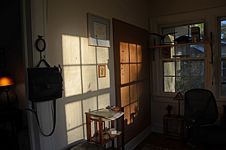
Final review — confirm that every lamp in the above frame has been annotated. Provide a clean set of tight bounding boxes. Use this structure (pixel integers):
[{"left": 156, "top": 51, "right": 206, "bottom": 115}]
[
  {"left": 173, "top": 91, "right": 184, "bottom": 117},
  {"left": 0, "top": 76, "right": 15, "bottom": 107},
  {"left": 0, "top": 76, "right": 14, "bottom": 87}
]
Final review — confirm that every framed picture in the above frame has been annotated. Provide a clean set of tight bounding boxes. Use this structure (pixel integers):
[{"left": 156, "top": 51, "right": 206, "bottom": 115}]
[
  {"left": 87, "top": 13, "right": 110, "bottom": 47},
  {"left": 98, "top": 64, "right": 106, "bottom": 78}
]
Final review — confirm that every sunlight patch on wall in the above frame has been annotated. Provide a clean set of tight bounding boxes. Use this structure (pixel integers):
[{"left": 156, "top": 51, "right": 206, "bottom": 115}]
[
  {"left": 63, "top": 66, "right": 82, "bottom": 97},
  {"left": 98, "top": 93, "right": 110, "bottom": 109},
  {"left": 97, "top": 47, "right": 109, "bottom": 64},
  {"left": 65, "top": 101, "right": 82, "bottom": 130},
  {"left": 62, "top": 34, "right": 112, "bottom": 144},
  {"left": 82, "top": 97, "right": 97, "bottom": 123},
  {"left": 62, "top": 35, "right": 80, "bottom": 65},
  {"left": 67, "top": 126, "right": 83, "bottom": 144},
  {"left": 98, "top": 66, "right": 110, "bottom": 89},
  {"left": 82, "top": 66, "right": 97, "bottom": 93},
  {"left": 81, "top": 37, "right": 96, "bottom": 64}
]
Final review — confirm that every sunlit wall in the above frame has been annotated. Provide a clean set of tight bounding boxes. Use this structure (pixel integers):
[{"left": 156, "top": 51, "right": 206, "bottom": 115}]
[{"left": 62, "top": 35, "right": 111, "bottom": 144}]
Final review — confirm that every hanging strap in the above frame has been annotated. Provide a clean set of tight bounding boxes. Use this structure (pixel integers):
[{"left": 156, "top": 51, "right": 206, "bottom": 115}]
[{"left": 36, "top": 59, "right": 50, "bottom": 68}]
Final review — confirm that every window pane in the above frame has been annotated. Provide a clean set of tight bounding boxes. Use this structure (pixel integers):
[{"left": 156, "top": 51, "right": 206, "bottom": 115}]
[
  {"left": 164, "top": 77, "right": 175, "bottom": 92},
  {"left": 220, "top": 20, "right": 226, "bottom": 96},
  {"left": 176, "top": 61, "right": 190, "bottom": 76},
  {"left": 138, "top": 64, "right": 145, "bottom": 80},
  {"left": 175, "top": 25, "right": 189, "bottom": 38},
  {"left": 175, "top": 45, "right": 187, "bottom": 56},
  {"left": 191, "top": 61, "right": 204, "bottom": 76},
  {"left": 120, "top": 42, "right": 129, "bottom": 63},
  {"left": 121, "top": 64, "right": 129, "bottom": 84},
  {"left": 130, "top": 84, "right": 137, "bottom": 103},
  {"left": 130, "top": 44, "right": 137, "bottom": 63},
  {"left": 137, "top": 45, "right": 142, "bottom": 62},
  {"left": 164, "top": 62, "right": 175, "bottom": 76},
  {"left": 121, "top": 86, "right": 129, "bottom": 107},
  {"left": 190, "top": 23, "right": 205, "bottom": 40},
  {"left": 190, "top": 76, "right": 204, "bottom": 89},
  {"left": 130, "top": 64, "right": 137, "bottom": 82},
  {"left": 190, "top": 44, "right": 205, "bottom": 58}
]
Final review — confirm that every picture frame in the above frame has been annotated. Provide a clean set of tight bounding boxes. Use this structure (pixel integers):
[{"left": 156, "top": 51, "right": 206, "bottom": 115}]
[
  {"left": 87, "top": 13, "right": 110, "bottom": 47},
  {"left": 98, "top": 64, "right": 106, "bottom": 78}
]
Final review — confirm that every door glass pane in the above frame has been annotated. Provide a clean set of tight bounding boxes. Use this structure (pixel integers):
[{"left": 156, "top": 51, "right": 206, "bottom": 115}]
[
  {"left": 137, "top": 45, "right": 142, "bottom": 62},
  {"left": 120, "top": 42, "right": 129, "bottom": 63},
  {"left": 121, "top": 86, "right": 129, "bottom": 107},
  {"left": 130, "top": 84, "right": 137, "bottom": 103},
  {"left": 138, "top": 64, "right": 145, "bottom": 80},
  {"left": 129, "top": 44, "right": 137, "bottom": 63},
  {"left": 130, "top": 64, "right": 137, "bottom": 82},
  {"left": 121, "top": 64, "right": 129, "bottom": 84}
]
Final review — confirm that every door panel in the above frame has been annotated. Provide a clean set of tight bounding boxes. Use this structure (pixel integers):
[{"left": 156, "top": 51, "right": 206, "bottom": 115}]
[{"left": 113, "top": 19, "right": 151, "bottom": 143}]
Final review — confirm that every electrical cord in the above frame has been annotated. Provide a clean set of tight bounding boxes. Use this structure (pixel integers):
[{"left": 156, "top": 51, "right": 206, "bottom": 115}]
[{"left": 26, "top": 99, "right": 57, "bottom": 136}]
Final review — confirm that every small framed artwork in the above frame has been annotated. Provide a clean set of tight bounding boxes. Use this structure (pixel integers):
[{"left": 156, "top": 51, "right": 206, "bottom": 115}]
[
  {"left": 98, "top": 64, "right": 106, "bottom": 78},
  {"left": 87, "top": 13, "right": 110, "bottom": 47}
]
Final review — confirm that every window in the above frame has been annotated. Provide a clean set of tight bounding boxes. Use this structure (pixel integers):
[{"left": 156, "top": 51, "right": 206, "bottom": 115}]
[
  {"left": 219, "top": 18, "right": 226, "bottom": 96},
  {"left": 161, "top": 23, "right": 205, "bottom": 93}
]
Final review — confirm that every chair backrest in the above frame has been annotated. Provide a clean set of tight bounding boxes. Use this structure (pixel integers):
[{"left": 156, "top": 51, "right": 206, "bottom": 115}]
[{"left": 184, "top": 88, "right": 218, "bottom": 125}]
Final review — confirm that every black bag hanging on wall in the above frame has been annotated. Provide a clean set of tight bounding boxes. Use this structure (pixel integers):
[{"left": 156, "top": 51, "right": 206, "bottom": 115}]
[
  {"left": 27, "top": 66, "right": 63, "bottom": 102},
  {"left": 27, "top": 36, "right": 63, "bottom": 102}
]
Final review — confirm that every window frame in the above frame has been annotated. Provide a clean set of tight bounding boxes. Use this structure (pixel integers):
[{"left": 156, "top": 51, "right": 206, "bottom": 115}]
[
  {"left": 217, "top": 16, "right": 226, "bottom": 98},
  {"left": 154, "top": 21, "right": 210, "bottom": 96}
]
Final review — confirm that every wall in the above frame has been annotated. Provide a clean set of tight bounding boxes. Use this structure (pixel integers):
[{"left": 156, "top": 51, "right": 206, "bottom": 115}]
[
  {"left": 149, "top": 1, "right": 226, "bottom": 133},
  {"left": 29, "top": 0, "right": 149, "bottom": 150}
]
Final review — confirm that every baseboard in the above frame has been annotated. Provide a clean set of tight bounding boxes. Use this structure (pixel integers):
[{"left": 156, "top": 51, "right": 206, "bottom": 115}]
[{"left": 124, "top": 125, "right": 152, "bottom": 150}]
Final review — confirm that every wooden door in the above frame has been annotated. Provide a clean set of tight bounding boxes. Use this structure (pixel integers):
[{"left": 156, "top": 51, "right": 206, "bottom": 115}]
[{"left": 113, "top": 19, "right": 151, "bottom": 144}]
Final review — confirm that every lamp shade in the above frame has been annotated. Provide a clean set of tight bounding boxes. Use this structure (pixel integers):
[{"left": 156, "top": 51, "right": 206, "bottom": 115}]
[{"left": 0, "top": 76, "right": 14, "bottom": 87}]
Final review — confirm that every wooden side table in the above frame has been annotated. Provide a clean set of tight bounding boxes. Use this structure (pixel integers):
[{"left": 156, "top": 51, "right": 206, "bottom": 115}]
[
  {"left": 86, "top": 108, "right": 124, "bottom": 149},
  {"left": 163, "top": 114, "right": 184, "bottom": 139}
]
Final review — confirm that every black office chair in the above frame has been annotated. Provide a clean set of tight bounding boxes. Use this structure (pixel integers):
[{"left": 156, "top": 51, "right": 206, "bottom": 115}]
[{"left": 184, "top": 88, "right": 226, "bottom": 148}]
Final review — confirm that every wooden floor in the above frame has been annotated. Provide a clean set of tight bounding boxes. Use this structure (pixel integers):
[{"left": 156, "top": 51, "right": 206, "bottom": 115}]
[{"left": 134, "top": 132, "right": 226, "bottom": 150}]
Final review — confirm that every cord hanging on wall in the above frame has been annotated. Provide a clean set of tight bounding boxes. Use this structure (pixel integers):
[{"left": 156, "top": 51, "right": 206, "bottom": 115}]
[{"left": 26, "top": 35, "right": 63, "bottom": 136}]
